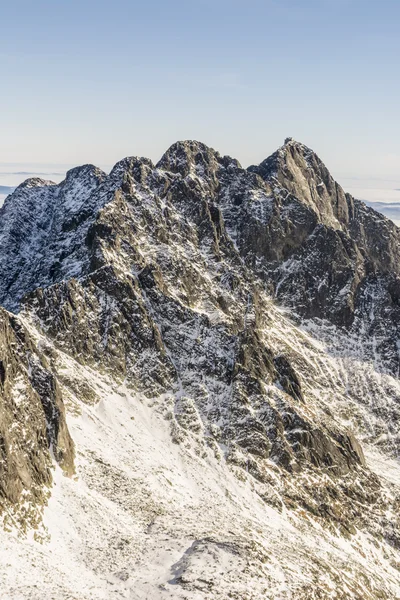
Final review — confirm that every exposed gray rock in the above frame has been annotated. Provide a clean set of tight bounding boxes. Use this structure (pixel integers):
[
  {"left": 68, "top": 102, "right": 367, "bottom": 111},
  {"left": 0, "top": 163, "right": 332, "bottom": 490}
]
[
  {"left": 248, "top": 139, "right": 400, "bottom": 373},
  {"left": 0, "top": 307, "right": 74, "bottom": 532},
  {"left": 1, "top": 138, "right": 400, "bottom": 597}
]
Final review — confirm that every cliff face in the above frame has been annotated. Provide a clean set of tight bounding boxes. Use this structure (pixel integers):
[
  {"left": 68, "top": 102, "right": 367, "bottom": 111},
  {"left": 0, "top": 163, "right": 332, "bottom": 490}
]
[
  {"left": 0, "top": 307, "right": 74, "bottom": 533},
  {"left": 248, "top": 139, "right": 400, "bottom": 369},
  {"left": 1, "top": 139, "right": 400, "bottom": 598}
]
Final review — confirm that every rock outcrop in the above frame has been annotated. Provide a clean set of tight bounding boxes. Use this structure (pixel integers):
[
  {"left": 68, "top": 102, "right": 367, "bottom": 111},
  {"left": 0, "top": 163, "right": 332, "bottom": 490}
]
[{"left": 0, "top": 307, "right": 74, "bottom": 532}]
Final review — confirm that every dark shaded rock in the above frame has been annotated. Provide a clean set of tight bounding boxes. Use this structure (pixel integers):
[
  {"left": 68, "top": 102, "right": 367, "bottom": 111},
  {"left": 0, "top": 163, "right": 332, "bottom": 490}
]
[
  {"left": 0, "top": 308, "right": 74, "bottom": 529},
  {"left": 274, "top": 355, "right": 303, "bottom": 403},
  {"left": 0, "top": 164, "right": 107, "bottom": 312}
]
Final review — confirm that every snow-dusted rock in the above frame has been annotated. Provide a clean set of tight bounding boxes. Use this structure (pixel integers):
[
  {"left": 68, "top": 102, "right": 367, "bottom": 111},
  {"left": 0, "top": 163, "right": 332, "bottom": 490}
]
[
  {"left": 0, "top": 307, "right": 74, "bottom": 533},
  {"left": 0, "top": 165, "right": 107, "bottom": 312},
  {"left": 1, "top": 139, "right": 400, "bottom": 598}
]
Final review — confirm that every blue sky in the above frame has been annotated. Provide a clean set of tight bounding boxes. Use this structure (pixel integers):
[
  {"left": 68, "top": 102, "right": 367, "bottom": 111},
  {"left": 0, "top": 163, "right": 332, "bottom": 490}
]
[{"left": 1, "top": 0, "right": 400, "bottom": 182}]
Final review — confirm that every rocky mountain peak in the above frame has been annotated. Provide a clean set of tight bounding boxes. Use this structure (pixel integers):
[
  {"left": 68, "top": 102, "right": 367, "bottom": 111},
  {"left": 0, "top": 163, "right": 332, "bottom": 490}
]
[
  {"left": 0, "top": 161, "right": 109, "bottom": 312},
  {"left": 2, "top": 139, "right": 400, "bottom": 597},
  {"left": 64, "top": 163, "right": 106, "bottom": 183},
  {"left": 156, "top": 140, "right": 241, "bottom": 180},
  {"left": 18, "top": 177, "right": 56, "bottom": 188},
  {"left": 13, "top": 177, "right": 56, "bottom": 192},
  {"left": 249, "top": 138, "right": 350, "bottom": 227},
  {"left": 109, "top": 156, "right": 155, "bottom": 187}
]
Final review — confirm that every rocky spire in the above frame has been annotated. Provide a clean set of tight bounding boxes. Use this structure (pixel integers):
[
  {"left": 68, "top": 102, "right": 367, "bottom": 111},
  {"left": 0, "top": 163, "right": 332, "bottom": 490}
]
[{"left": 249, "top": 138, "right": 350, "bottom": 227}]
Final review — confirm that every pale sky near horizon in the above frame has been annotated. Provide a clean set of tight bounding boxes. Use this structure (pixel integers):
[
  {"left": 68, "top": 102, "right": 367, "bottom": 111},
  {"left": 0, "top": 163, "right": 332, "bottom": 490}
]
[{"left": 1, "top": 0, "right": 400, "bottom": 183}]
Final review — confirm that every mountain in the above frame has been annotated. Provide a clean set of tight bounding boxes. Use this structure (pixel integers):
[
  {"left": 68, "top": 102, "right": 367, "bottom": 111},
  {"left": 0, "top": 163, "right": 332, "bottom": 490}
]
[{"left": 1, "top": 139, "right": 400, "bottom": 599}]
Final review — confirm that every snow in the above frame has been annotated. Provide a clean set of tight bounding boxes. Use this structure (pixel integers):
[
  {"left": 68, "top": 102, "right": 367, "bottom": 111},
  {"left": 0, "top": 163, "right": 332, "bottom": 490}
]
[
  {"left": 2, "top": 142, "right": 400, "bottom": 598},
  {"left": 0, "top": 363, "right": 288, "bottom": 599},
  {"left": 249, "top": 190, "right": 274, "bottom": 224},
  {"left": 2, "top": 306, "right": 400, "bottom": 598}
]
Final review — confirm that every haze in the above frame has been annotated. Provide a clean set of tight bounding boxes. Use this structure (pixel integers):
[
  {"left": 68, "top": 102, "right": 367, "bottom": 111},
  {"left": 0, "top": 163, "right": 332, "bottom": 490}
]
[{"left": 1, "top": 0, "right": 400, "bottom": 205}]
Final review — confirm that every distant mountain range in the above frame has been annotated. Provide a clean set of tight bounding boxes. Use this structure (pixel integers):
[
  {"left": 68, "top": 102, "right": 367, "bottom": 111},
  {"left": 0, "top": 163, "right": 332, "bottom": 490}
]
[
  {"left": 363, "top": 199, "right": 400, "bottom": 223},
  {"left": 0, "top": 185, "right": 15, "bottom": 194}
]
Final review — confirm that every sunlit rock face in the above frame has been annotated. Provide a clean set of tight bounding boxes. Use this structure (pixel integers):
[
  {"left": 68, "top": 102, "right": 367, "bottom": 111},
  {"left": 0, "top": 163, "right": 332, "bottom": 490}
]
[
  {"left": 1, "top": 140, "right": 400, "bottom": 598},
  {"left": 0, "top": 307, "right": 74, "bottom": 533}
]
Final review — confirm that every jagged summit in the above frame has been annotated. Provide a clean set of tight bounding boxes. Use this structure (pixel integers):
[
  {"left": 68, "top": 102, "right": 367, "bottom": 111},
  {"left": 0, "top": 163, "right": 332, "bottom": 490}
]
[
  {"left": 109, "top": 155, "right": 155, "bottom": 184},
  {"left": 14, "top": 176, "right": 56, "bottom": 191},
  {"left": 64, "top": 163, "right": 106, "bottom": 182},
  {"left": 1, "top": 138, "right": 399, "bottom": 345},
  {"left": 1, "top": 139, "right": 400, "bottom": 598},
  {"left": 249, "top": 138, "right": 350, "bottom": 227},
  {"left": 1, "top": 138, "right": 399, "bottom": 341},
  {"left": 157, "top": 139, "right": 241, "bottom": 177}
]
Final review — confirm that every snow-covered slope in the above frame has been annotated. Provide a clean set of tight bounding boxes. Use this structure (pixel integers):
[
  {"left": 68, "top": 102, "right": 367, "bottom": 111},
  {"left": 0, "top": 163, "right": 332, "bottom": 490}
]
[{"left": 1, "top": 139, "right": 400, "bottom": 599}]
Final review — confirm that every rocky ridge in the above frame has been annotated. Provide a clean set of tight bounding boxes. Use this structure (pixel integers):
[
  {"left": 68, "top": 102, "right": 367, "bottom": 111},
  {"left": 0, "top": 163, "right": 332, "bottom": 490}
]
[{"left": 1, "top": 139, "right": 400, "bottom": 598}]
